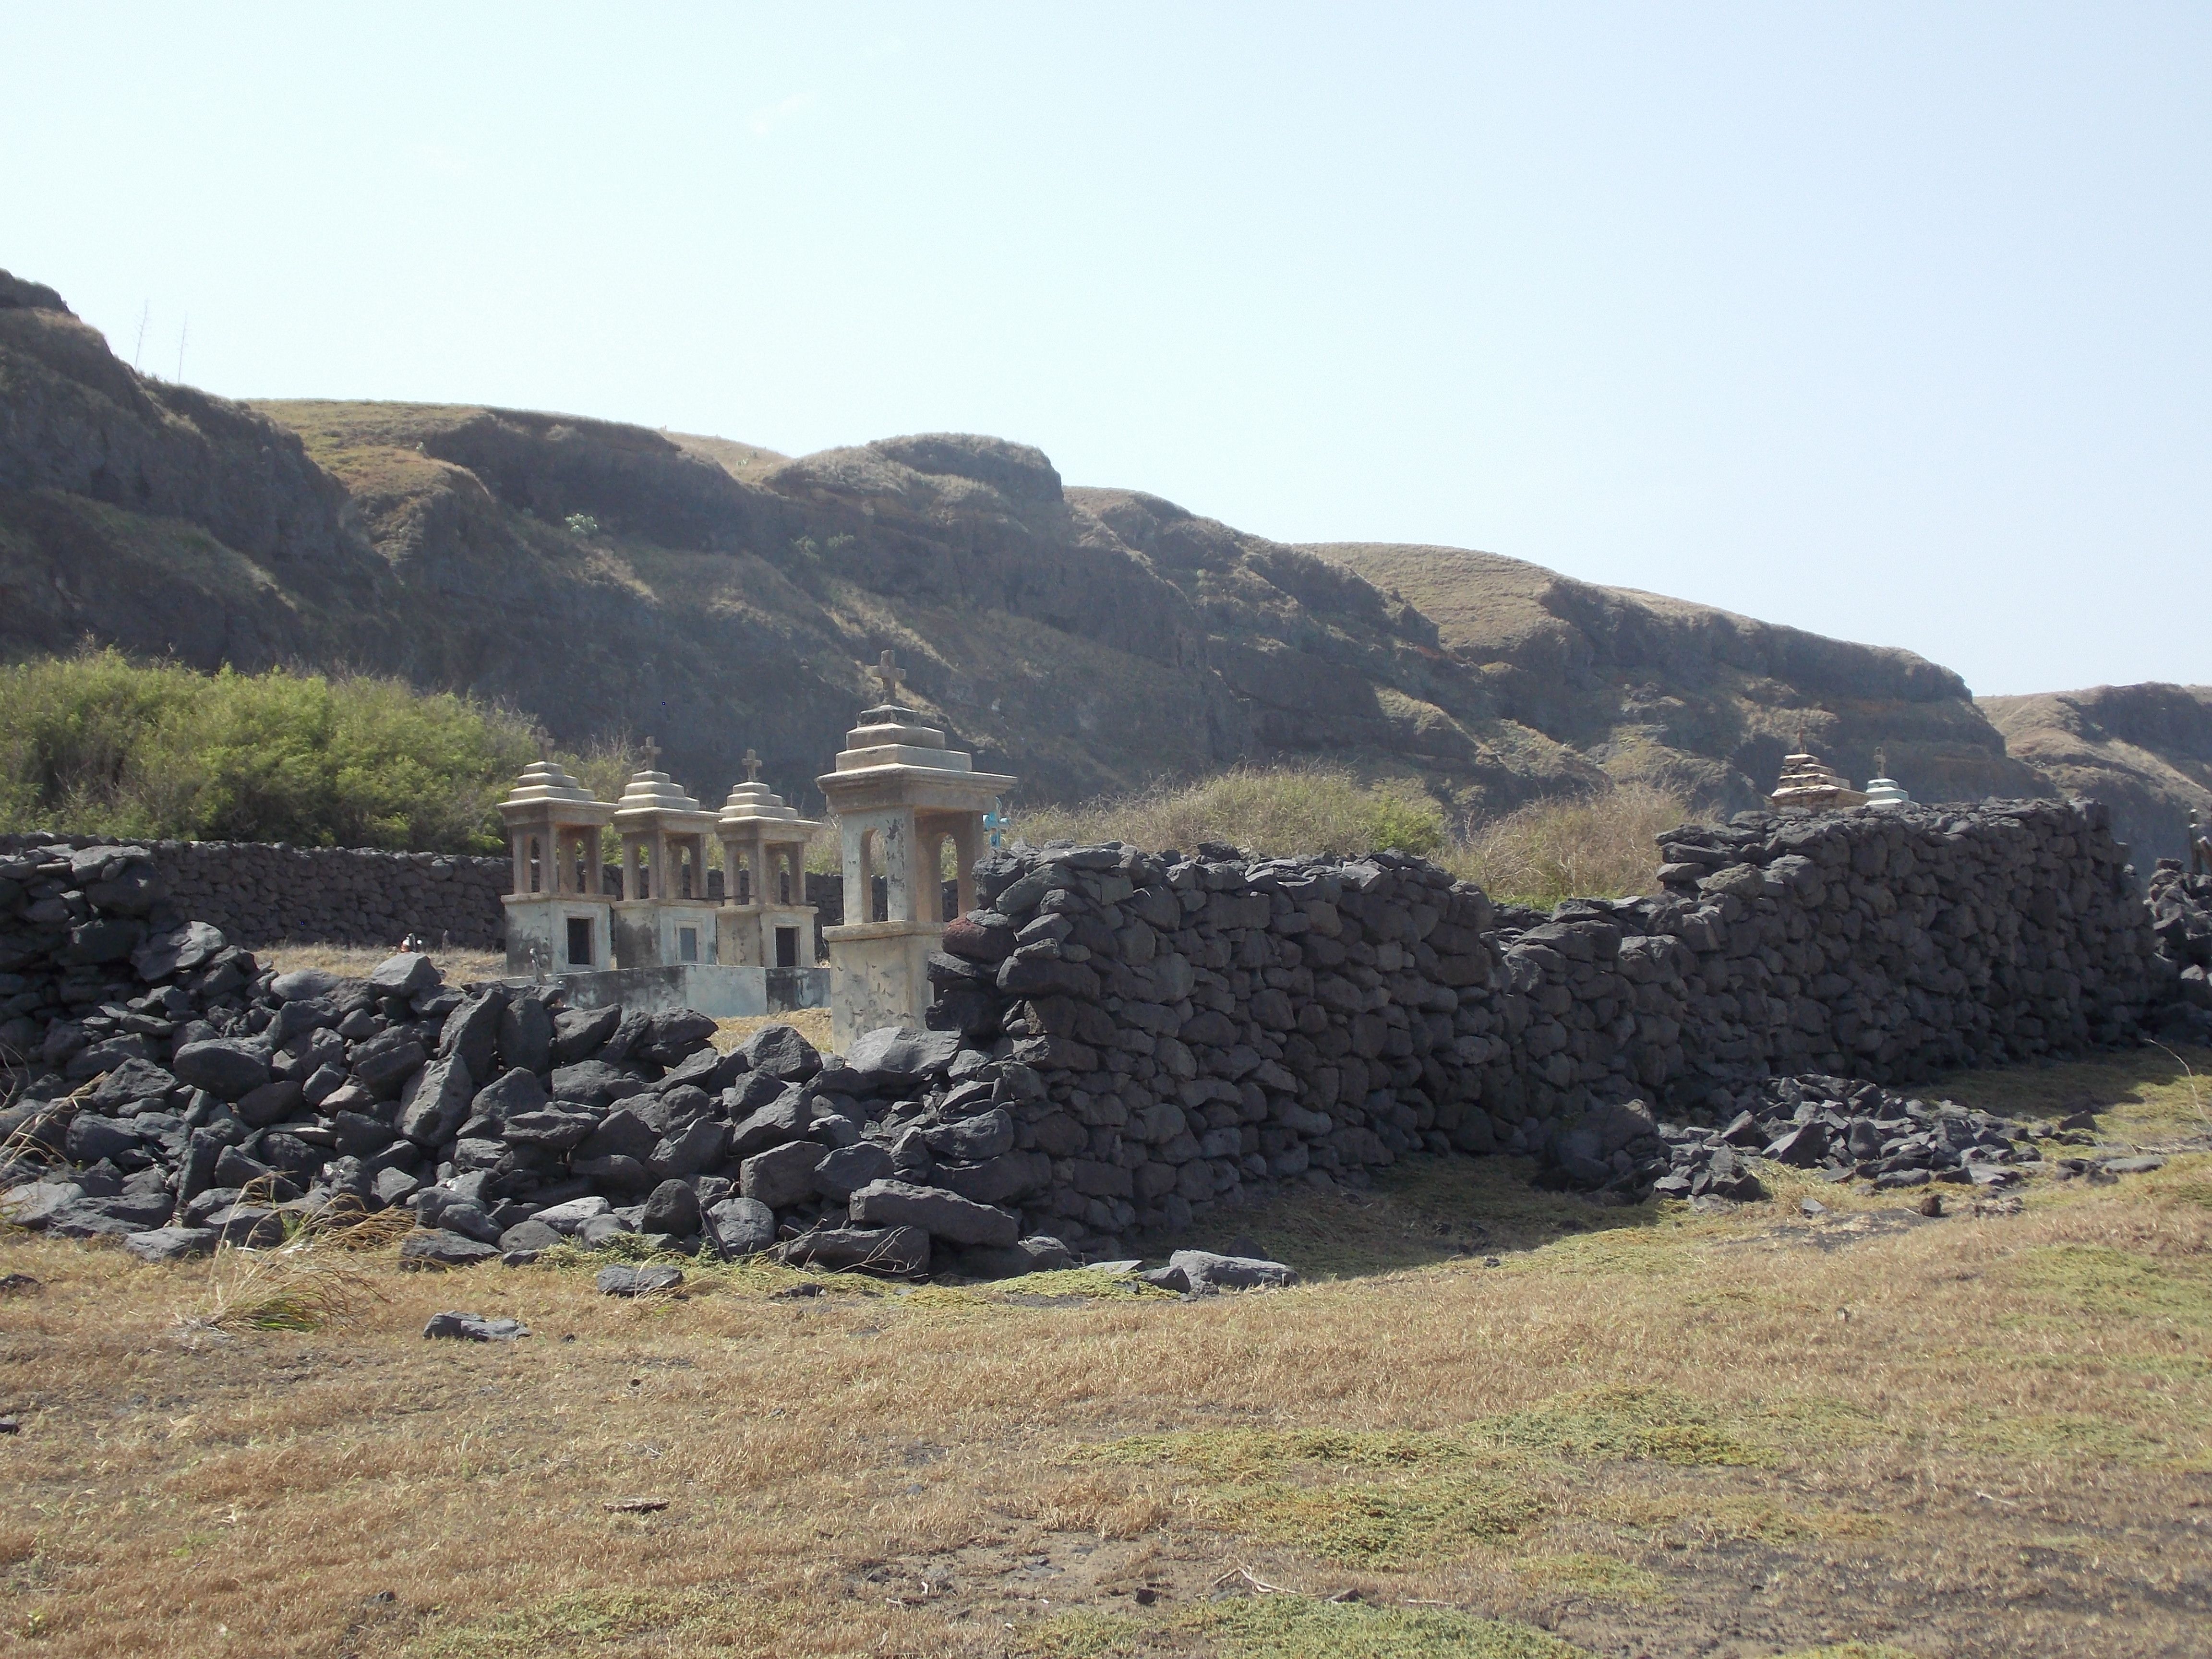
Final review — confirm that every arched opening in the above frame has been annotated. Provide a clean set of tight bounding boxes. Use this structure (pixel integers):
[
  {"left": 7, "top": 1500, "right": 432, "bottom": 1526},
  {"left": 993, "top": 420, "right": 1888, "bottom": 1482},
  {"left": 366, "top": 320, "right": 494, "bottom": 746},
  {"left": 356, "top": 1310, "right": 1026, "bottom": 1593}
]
[{"left": 860, "top": 829, "right": 888, "bottom": 923}]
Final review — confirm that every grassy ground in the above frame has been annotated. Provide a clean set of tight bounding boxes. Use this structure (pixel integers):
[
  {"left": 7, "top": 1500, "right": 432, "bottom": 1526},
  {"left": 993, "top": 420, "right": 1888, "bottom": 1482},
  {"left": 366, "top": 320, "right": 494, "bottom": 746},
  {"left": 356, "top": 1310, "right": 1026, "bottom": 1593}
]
[{"left": 2, "top": 1049, "right": 2208, "bottom": 1657}]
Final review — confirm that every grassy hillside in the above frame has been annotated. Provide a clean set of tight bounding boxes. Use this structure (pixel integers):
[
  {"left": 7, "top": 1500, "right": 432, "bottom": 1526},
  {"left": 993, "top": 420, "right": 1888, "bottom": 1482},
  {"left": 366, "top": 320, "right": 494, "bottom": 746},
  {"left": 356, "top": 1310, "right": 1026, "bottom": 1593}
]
[{"left": 1980, "top": 684, "right": 2212, "bottom": 865}]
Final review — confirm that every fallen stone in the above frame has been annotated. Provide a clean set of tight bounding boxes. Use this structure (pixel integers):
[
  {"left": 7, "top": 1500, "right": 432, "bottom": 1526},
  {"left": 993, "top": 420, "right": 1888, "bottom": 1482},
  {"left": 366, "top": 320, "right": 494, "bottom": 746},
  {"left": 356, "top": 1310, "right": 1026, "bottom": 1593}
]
[
  {"left": 422, "top": 1310, "right": 529, "bottom": 1341},
  {"left": 171, "top": 1039, "right": 271, "bottom": 1102},
  {"left": 1166, "top": 1250, "right": 1299, "bottom": 1295},
  {"left": 741, "top": 1140, "right": 827, "bottom": 1210},
  {"left": 596, "top": 1263, "right": 683, "bottom": 1297},
  {"left": 776, "top": 1224, "right": 930, "bottom": 1276},
  {"left": 640, "top": 1179, "right": 703, "bottom": 1238},
  {"left": 846, "top": 1178, "right": 1018, "bottom": 1248},
  {"left": 121, "top": 1226, "right": 217, "bottom": 1263},
  {"left": 398, "top": 1228, "right": 500, "bottom": 1269}
]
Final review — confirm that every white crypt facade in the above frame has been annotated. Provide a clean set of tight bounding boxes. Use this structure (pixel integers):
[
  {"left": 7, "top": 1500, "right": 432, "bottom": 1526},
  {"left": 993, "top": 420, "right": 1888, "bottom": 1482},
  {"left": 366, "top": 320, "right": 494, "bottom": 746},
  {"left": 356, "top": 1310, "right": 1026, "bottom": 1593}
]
[{"left": 496, "top": 655, "right": 1012, "bottom": 1032}]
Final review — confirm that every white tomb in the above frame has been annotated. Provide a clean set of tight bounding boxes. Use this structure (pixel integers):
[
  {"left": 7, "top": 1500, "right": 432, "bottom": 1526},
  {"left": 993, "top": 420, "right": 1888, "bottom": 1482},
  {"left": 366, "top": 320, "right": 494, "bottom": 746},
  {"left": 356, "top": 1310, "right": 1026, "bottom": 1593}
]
[
  {"left": 499, "top": 755, "right": 615, "bottom": 975},
  {"left": 817, "top": 652, "right": 1014, "bottom": 1048}
]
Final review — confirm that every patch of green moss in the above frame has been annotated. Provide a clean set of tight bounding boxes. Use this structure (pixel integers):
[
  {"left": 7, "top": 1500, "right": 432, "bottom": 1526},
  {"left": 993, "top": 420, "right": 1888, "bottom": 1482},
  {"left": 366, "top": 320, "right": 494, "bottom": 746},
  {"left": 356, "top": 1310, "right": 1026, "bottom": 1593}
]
[
  {"left": 1215, "top": 1469, "right": 1545, "bottom": 1567},
  {"left": 1077, "top": 1427, "right": 1475, "bottom": 1480},
  {"left": 1994, "top": 1245, "right": 2212, "bottom": 1331},
  {"left": 1474, "top": 1386, "right": 1773, "bottom": 1468},
  {"left": 1512, "top": 1552, "right": 1667, "bottom": 1601},
  {"left": 989, "top": 1267, "right": 1184, "bottom": 1300},
  {"left": 1015, "top": 1596, "right": 1590, "bottom": 1659},
  {"left": 407, "top": 1586, "right": 781, "bottom": 1658}
]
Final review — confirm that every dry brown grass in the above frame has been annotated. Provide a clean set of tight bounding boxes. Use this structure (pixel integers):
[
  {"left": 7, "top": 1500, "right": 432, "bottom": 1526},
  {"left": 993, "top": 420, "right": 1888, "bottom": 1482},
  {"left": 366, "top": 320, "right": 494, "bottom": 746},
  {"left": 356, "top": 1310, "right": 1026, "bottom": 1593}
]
[
  {"left": 1450, "top": 784, "right": 1685, "bottom": 907},
  {"left": 992, "top": 766, "right": 1683, "bottom": 911},
  {"left": 712, "top": 1009, "right": 833, "bottom": 1055},
  {"left": 0, "top": 1050, "right": 2207, "bottom": 1656},
  {"left": 1014, "top": 764, "right": 1450, "bottom": 864},
  {"left": 258, "top": 940, "right": 509, "bottom": 984}
]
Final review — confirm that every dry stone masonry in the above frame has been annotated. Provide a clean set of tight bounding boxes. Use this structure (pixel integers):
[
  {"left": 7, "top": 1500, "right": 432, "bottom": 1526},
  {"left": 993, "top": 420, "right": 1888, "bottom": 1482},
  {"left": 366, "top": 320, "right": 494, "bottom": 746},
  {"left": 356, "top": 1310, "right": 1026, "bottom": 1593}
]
[
  {"left": 0, "top": 792, "right": 2191, "bottom": 1275},
  {"left": 0, "top": 833, "right": 506, "bottom": 951}
]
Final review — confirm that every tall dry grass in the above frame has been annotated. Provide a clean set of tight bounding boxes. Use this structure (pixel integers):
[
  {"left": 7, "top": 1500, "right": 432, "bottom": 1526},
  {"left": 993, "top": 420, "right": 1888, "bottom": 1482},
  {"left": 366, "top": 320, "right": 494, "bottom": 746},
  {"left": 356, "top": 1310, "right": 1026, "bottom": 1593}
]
[
  {"left": 1012, "top": 765, "right": 1449, "bottom": 862},
  {"left": 1449, "top": 785, "right": 1684, "bottom": 907},
  {"left": 986, "top": 765, "right": 1683, "bottom": 909}
]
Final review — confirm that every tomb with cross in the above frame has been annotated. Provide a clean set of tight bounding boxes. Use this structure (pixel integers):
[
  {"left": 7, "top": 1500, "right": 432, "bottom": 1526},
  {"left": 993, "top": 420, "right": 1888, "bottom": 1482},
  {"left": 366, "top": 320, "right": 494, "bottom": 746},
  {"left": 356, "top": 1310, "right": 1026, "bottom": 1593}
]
[
  {"left": 609, "top": 736, "right": 723, "bottom": 969},
  {"left": 817, "top": 649, "right": 1017, "bottom": 1046},
  {"left": 498, "top": 749, "right": 617, "bottom": 975},
  {"left": 715, "top": 747, "right": 822, "bottom": 971}
]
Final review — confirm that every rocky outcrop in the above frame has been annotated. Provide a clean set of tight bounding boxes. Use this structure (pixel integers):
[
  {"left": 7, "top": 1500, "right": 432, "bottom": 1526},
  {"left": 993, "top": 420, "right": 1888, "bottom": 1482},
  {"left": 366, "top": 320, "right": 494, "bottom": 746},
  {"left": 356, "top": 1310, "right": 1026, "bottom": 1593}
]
[
  {"left": 0, "top": 269, "right": 2057, "bottom": 827},
  {"left": 1317, "top": 541, "right": 2049, "bottom": 813}
]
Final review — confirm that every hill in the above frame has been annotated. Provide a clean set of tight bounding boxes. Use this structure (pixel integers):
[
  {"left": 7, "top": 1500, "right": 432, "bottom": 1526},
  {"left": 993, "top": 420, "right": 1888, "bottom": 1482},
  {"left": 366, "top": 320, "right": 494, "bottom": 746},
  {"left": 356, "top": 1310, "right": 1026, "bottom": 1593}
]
[
  {"left": 1979, "top": 683, "right": 2212, "bottom": 862},
  {"left": 0, "top": 265, "right": 2128, "bottom": 838}
]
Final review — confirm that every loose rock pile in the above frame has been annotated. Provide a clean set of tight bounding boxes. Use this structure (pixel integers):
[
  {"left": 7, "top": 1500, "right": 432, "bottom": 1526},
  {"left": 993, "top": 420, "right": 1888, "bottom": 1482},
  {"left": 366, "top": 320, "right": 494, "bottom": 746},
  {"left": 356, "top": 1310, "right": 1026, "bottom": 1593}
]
[
  {"left": 0, "top": 842, "right": 1082, "bottom": 1276},
  {"left": 1533, "top": 1074, "right": 2072, "bottom": 1203},
  {"left": 2144, "top": 861, "right": 2212, "bottom": 1042}
]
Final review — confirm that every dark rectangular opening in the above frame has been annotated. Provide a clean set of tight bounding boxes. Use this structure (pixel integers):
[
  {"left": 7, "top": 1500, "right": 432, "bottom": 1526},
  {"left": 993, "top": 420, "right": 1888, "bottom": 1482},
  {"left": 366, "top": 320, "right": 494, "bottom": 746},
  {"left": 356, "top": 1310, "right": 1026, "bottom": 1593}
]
[
  {"left": 775, "top": 926, "right": 800, "bottom": 968},
  {"left": 678, "top": 926, "right": 699, "bottom": 963},
  {"left": 566, "top": 917, "right": 593, "bottom": 966}
]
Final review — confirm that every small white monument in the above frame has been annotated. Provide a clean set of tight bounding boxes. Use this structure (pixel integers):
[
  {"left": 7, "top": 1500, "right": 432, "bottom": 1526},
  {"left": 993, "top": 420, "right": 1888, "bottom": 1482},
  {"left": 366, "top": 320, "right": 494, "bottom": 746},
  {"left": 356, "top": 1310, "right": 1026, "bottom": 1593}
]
[
  {"left": 716, "top": 749, "right": 821, "bottom": 971},
  {"left": 498, "top": 752, "right": 616, "bottom": 975},
  {"left": 817, "top": 651, "right": 1014, "bottom": 1047},
  {"left": 1863, "top": 747, "right": 1912, "bottom": 810},
  {"left": 609, "top": 738, "right": 722, "bottom": 970}
]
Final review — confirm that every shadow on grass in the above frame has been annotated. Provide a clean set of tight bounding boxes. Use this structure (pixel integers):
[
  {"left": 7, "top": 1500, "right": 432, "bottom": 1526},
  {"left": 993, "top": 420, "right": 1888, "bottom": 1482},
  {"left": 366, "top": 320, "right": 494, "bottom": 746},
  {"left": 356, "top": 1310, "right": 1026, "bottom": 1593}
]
[
  {"left": 1132, "top": 1154, "right": 1661, "bottom": 1284},
  {"left": 1927, "top": 1041, "right": 2212, "bottom": 1142}
]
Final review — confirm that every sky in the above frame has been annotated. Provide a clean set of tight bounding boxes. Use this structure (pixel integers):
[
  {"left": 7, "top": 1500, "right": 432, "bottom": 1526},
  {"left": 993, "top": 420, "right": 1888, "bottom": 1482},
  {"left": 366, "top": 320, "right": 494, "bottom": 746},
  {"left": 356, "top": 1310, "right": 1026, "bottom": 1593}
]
[{"left": 4, "top": 3, "right": 2207, "bottom": 697}]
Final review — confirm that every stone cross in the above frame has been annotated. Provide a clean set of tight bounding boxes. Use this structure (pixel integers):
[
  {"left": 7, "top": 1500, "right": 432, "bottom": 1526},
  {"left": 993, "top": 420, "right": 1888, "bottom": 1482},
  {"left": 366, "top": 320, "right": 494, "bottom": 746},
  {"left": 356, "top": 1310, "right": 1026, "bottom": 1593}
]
[
  {"left": 641, "top": 735, "right": 661, "bottom": 771},
  {"left": 743, "top": 748, "right": 762, "bottom": 781},
  {"left": 1874, "top": 745, "right": 1887, "bottom": 777},
  {"left": 538, "top": 735, "right": 552, "bottom": 763},
  {"left": 872, "top": 649, "right": 903, "bottom": 705}
]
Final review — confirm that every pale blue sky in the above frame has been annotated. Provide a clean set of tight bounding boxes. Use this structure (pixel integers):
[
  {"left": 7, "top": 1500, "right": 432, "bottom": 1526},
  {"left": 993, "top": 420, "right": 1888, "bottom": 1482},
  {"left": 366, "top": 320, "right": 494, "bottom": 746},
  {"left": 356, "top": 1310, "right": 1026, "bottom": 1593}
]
[{"left": 6, "top": 4, "right": 2207, "bottom": 696}]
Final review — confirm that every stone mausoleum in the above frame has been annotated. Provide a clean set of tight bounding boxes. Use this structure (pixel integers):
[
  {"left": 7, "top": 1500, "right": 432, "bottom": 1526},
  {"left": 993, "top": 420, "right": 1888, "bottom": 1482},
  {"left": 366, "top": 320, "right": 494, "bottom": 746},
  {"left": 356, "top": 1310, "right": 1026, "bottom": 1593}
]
[{"left": 496, "top": 739, "right": 832, "bottom": 1020}]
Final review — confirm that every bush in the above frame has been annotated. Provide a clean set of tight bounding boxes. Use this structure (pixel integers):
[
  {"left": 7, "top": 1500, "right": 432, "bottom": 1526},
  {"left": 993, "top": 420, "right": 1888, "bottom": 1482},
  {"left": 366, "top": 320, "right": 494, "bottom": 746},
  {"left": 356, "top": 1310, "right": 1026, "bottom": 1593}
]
[{"left": 0, "top": 649, "right": 542, "bottom": 852}]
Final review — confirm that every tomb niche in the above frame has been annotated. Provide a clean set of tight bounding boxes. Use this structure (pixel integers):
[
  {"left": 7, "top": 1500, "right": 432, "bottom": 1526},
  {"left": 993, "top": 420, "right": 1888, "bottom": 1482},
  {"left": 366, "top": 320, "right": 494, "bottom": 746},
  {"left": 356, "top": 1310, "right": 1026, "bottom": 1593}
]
[
  {"left": 715, "top": 750, "right": 821, "bottom": 972},
  {"left": 817, "top": 652, "right": 1015, "bottom": 1047},
  {"left": 609, "top": 739, "right": 722, "bottom": 970},
  {"left": 498, "top": 755, "right": 615, "bottom": 976}
]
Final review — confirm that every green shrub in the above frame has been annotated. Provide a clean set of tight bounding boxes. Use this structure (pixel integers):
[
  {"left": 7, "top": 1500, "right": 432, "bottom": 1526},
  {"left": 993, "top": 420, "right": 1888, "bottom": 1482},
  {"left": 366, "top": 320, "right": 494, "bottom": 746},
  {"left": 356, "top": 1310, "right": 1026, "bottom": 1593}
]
[{"left": 0, "top": 649, "right": 541, "bottom": 852}]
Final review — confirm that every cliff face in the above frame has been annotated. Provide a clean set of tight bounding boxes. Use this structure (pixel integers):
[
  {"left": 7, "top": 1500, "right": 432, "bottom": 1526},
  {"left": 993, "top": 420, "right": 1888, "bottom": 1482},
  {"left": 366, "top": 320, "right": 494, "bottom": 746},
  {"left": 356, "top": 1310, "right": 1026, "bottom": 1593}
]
[
  {"left": 1315, "top": 542, "right": 2048, "bottom": 817},
  {"left": 1980, "top": 684, "right": 2212, "bottom": 864},
  {"left": 0, "top": 268, "right": 2064, "bottom": 828}
]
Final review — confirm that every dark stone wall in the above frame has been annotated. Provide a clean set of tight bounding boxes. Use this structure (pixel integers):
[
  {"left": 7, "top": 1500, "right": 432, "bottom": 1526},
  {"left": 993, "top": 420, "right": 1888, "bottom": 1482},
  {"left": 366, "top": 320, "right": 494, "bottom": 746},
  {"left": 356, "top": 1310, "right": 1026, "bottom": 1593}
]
[
  {"left": 917, "top": 799, "right": 2163, "bottom": 1249},
  {"left": 0, "top": 835, "right": 508, "bottom": 950}
]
